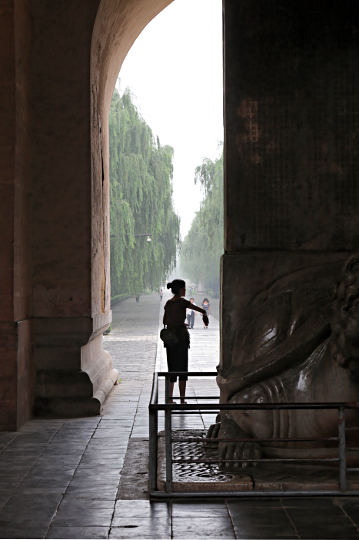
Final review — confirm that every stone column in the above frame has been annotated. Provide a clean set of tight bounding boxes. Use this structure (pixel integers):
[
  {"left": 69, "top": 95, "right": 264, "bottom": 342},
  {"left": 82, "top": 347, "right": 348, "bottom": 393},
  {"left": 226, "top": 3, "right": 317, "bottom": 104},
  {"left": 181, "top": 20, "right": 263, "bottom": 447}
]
[
  {"left": 0, "top": 0, "right": 35, "bottom": 431},
  {"left": 221, "top": 0, "right": 359, "bottom": 374},
  {"left": 0, "top": 0, "right": 175, "bottom": 430},
  {"left": 30, "top": 0, "right": 118, "bottom": 417}
]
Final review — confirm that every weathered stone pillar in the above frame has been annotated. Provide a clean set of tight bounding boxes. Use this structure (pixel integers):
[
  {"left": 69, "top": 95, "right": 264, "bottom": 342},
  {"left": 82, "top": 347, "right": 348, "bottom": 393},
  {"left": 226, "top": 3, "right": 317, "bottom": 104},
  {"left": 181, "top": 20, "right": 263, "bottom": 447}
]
[
  {"left": 0, "top": 0, "right": 175, "bottom": 429},
  {"left": 0, "top": 0, "right": 35, "bottom": 431},
  {"left": 221, "top": 1, "right": 359, "bottom": 376},
  {"left": 29, "top": 0, "right": 119, "bottom": 417}
]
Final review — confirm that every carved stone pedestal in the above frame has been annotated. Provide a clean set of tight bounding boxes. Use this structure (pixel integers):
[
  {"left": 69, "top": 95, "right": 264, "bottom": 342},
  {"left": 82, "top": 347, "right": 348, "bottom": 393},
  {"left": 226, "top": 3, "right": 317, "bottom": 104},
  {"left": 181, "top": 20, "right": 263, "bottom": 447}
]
[{"left": 34, "top": 314, "right": 118, "bottom": 417}]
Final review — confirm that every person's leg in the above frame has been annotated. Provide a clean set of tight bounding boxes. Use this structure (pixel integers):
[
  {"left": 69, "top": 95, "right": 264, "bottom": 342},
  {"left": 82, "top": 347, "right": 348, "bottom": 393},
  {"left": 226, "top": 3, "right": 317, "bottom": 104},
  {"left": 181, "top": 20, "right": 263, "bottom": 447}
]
[
  {"left": 178, "top": 343, "right": 188, "bottom": 404},
  {"left": 166, "top": 346, "right": 177, "bottom": 402},
  {"left": 179, "top": 380, "right": 186, "bottom": 404}
]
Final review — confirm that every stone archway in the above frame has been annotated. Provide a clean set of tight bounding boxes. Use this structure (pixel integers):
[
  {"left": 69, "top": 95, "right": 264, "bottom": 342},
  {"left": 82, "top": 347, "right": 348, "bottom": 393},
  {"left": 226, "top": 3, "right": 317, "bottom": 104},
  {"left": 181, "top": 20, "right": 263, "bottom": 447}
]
[
  {"left": 89, "top": 0, "right": 174, "bottom": 327},
  {"left": 0, "top": 0, "right": 175, "bottom": 430},
  {"left": 2, "top": 0, "right": 359, "bottom": 432}
]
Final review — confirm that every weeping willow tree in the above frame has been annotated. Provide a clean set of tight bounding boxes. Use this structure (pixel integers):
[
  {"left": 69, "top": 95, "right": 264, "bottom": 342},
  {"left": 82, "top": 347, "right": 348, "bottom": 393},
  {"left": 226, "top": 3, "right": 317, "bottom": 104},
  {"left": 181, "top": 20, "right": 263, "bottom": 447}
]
[
  {"left": 180, "top": 150, "right": 223, "bottom": 292},
  {"left": 110, "top": 85, "right": 180, "bottom": 297}
]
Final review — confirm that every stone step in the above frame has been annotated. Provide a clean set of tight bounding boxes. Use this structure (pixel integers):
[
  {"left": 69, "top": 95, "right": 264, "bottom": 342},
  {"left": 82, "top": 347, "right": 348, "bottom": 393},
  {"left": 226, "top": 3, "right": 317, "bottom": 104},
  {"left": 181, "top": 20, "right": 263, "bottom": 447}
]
[
  {"left": 34, "top": 396, "right": 101, "bottom": 417},
  {"left": 35, "top": 370, "right": 94, "bottom": 398}
]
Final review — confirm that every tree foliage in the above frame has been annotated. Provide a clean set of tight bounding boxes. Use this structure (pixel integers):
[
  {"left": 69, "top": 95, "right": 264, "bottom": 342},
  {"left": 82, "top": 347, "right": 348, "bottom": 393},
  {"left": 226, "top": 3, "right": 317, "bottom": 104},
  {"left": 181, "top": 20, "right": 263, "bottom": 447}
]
[
  {"left": 110, "top": 85, "right": 180, "bottom": 296},
  {"left": 180, "top": 150, "right": 223, "bottom": 291}
]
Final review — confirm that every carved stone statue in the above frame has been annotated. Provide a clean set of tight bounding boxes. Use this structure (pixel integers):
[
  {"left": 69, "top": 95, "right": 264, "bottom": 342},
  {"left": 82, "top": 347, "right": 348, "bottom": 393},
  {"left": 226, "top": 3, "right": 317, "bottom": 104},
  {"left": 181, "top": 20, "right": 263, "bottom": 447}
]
[{"left": 210, "top": 254, "right": 359, "bottom": 466}]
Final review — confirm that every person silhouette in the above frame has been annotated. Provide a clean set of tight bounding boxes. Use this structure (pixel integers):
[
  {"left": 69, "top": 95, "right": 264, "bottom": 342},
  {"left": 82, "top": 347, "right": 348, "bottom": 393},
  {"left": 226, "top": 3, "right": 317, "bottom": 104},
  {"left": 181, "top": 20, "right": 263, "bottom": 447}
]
[{"left": 163, "top": 280, "right": 208, "bottom": 402}]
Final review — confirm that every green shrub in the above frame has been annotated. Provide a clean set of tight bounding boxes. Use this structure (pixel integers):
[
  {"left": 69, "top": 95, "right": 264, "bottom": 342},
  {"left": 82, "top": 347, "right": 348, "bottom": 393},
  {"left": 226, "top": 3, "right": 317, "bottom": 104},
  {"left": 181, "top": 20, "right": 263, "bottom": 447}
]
[{"left": 103, "top": 323, "right": 112, "bottom": 336}]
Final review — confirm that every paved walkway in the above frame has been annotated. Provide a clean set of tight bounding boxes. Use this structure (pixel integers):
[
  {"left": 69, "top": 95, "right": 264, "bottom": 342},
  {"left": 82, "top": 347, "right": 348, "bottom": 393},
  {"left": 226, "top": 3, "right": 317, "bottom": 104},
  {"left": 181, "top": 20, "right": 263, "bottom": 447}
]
[{"left": 0, "top": 291, "right": 359, "bottom": 538}]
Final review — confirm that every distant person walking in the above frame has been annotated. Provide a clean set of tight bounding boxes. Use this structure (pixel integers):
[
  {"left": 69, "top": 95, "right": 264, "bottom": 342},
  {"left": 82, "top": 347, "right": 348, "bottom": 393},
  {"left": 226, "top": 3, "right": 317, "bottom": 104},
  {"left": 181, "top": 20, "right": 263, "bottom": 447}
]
[
  {"left": 163, "top": 280, "right": 208, "bottom": 402},
  {"left": 159, "top": 288, "right": 163, "bottom": 301},
  {"left": 186, "top": 298, "right": 196, "bottom": 329},
  {"left": 201, "top": 297, "right": 211, "bottom": 329}
]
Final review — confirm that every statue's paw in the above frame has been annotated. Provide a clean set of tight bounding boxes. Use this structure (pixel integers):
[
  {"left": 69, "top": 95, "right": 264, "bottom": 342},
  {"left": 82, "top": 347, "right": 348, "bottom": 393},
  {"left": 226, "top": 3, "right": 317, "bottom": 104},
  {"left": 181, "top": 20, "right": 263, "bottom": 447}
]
[
  {"left": 204, "top": 423, "right": 221, "bottom": 448},
  {"left": 207, "top": 422, "right": 221, "bottom": 439},
  {"left": 219, "top": 441, "right": 262, "bottom": 469}
]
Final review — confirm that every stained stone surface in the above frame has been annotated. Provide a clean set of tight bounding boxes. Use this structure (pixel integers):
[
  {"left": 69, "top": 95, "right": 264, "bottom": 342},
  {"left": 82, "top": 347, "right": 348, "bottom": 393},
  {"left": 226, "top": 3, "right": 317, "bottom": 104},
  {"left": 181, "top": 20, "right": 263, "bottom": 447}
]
[
  {"left": 116, "top": 438, "right": 150, "bottom": 500},
  {"left": 225, "top": 1, "right": 359, "bottom": 253}
]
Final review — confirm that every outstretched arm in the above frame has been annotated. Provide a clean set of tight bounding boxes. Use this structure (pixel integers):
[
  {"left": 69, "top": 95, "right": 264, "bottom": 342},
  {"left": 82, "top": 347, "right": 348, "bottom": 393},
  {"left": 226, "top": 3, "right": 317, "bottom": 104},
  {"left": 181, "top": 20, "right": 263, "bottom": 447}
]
[
  {"left": 192, "top": 304, "right": 209, "bottom": 326},
  {"left": 192, "top": 304, "right": 206, "bottom": 316}
]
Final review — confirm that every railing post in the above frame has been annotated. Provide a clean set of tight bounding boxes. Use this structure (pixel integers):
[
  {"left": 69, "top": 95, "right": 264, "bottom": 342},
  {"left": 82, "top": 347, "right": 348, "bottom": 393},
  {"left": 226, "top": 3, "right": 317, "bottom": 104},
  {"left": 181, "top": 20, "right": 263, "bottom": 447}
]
[
  {"left": 165, "top": 375, "right": 173, "bottom": 493},
  {"left": 149, "top": 373, "right": 159, "bottom": 494},
  {"left": 338, "top": 406, "right": 347, "bottom": 492},
  {"left": 165, "top": 376, "right": 170, "bottom": 405}
]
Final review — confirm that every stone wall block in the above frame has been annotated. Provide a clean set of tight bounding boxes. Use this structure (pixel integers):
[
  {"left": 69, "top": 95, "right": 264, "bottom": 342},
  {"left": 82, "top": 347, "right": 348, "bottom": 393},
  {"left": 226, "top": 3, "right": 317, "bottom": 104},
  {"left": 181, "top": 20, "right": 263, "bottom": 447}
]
[
  {"left": 0, "top": 404, "right": 17, "bottom": 432},
  {"left": 16, "top": 319, "right": 35, "bottom": 427},
  {"left": 224, "top": 0, "right": 359, "bottom": 253},
  {"left": 34, "top": 397, "right": 101, "bottom": 418},
  {"left": 0, "top": 350, "right": 17, "bottom": 431},
  {"left": 35, "top": 370, "right": 94, "bottom": 398},
  {"left": 35, "top": 348, "right": 82, "bottom": 371},
  {"left": 0, "top": 323, "right": 17, "bottom": 351}
]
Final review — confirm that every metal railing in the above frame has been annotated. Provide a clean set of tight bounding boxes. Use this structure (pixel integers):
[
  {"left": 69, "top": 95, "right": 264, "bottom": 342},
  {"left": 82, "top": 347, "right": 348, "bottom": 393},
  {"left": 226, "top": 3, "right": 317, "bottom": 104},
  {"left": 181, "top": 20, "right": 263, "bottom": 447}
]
[{"left": 149, "top": 372, "right": 359, "bottom": 498}]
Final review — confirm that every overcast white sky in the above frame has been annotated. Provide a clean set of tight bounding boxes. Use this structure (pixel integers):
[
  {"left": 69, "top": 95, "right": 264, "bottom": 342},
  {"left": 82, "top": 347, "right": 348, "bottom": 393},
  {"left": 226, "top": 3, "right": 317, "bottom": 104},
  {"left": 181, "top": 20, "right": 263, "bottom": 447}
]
[{"left": 117, "top": 0, "right": 223, "bottom": 239}]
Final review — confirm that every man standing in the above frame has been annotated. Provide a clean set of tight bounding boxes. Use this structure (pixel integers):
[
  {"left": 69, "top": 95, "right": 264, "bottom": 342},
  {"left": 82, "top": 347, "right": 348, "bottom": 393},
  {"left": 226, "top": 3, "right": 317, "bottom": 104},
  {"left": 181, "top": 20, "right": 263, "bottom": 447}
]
[{"left": 186, "top": 298, "right": 196, "bottom": 329}]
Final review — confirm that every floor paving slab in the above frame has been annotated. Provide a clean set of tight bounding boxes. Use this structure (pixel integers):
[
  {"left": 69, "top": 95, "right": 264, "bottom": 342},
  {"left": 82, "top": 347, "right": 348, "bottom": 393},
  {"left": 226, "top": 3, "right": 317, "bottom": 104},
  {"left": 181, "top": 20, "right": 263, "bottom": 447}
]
[
  {"left": 0, "top": 493, "right": 60, "bottom": 524},
  {"left": 64, "top": 485, "right": 119, "bottom": 500},
  {"left": 283, "top": 503, "right": 359, "bottom": 538},
  {"left": 172, "top": 500, "right": 229, "bottom": 517},
  {"left": 172, "top": 516, "right": 236, "bottom": 539},
  {"left": 0, "top": 490, "right": 12, "bottom": 511},
  {"left": 109, "top": 520, "right": 171, "bottom": 539},
  {"left": 228, "top": 504, "right": 290, "bottom": 519},
  {"left": 233, "top": 525, "right": 299, "bottom": 540},
  {"left": 46, "top": 526, "right": 109, "bottom": 539},
  {"left": 341, "top": 499, "right": 359, "bottom": 526},
  {"left": 113, "top": 499, "right": 170, "bottom": 521},
  {"left": 50, "top": 498, "right": 115, "bottom": 527},
  {"left": 0, "top": 525, "right": 49, "bottom": 539}
]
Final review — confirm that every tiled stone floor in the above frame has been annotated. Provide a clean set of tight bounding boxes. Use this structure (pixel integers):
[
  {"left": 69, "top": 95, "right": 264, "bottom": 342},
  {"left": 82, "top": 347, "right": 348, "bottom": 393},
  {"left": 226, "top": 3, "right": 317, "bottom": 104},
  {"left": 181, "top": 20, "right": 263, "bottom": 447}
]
[{"left": 1, "top": 290, "right": 359, "bottom": 538}]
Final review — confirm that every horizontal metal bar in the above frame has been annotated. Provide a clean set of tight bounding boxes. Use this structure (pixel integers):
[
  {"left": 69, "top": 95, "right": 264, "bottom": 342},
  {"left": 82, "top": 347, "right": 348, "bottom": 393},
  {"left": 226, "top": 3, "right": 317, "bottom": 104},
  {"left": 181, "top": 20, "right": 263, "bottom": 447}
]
[
  {"left": 150, "top": 490, "right": 359, "bottom": 499},
  {"left": 170, "top": 397, "right": 219, "bottom": 400},
  {"left": 346, "top": 448, "right": 359, "bottom": 451},
  {"left": 157, "top": 372, "right": 217, "bottom": 377},
  {"left": 172, "top": 436, "right": 339, "bottom": 443},
  {"left": 151, "top": 402, "right": 359, "bottom": 411},
  {"left": 168, "top": 411, "right": 218, "bottom": 415},
  {"left": 346, "top": 427, "right": 359, "bottom": 431},
  {"left": 172, "top": 458, "right": 340, "bottom": 463},
  {"left": 347, "top": 468, "right": 359, "bottom": 472}
]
